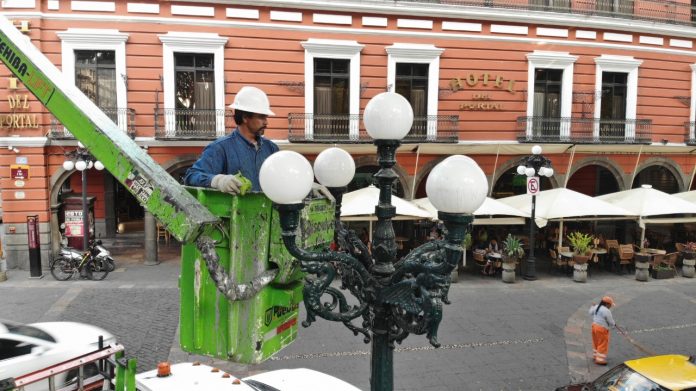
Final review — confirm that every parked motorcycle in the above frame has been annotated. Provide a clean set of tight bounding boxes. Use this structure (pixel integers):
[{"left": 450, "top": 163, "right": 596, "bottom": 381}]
[{"left": 50, "top": 239, "right": 115, "bottom": 281}]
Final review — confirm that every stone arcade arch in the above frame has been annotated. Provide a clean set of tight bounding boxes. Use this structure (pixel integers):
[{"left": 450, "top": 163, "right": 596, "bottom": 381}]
[
  {"left": 348, "top": 155, "right": 410, "bottom": 198},
  {"left": 631, "top": 158, "right": 686, "bottom": 194},
  {"left": 566, "top": 158, "right": 623, "bottom": 196}
]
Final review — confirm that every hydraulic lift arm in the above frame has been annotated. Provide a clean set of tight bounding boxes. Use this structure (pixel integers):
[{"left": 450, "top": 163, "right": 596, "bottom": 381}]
[{"left": 0, "top": 15, "right": 218, "bottom": 243}]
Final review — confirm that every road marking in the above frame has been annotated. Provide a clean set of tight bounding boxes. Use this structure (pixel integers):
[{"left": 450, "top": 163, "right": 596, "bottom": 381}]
[
  {"left": 623, "top": 323, "right": 696, "bottom": 334},
  {"left": 270, "top": 337, "right": 544, "bottom": 361},
  {"left": 39, "top": 286, "right": 81, "bottom": 322}
]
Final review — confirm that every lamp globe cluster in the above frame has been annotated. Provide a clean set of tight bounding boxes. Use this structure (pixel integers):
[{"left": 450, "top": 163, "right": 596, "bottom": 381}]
[{"left": 516, "top": 145, "right": 553, "bottom": 178}]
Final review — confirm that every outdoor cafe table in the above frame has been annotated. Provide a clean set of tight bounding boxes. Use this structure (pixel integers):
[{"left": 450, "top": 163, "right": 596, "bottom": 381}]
[{"left": 590, "top": 248, "right": 608, "bottom": 266}]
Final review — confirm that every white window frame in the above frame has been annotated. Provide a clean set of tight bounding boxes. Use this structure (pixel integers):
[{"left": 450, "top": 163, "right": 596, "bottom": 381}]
[
  {"left": 594, "top": 55, "right": 642, "bottom": 142},
  {"left": 525, "top": 51, "right": 577, "bottom": 142},
  {"left": 301, "top": 39, "right": 363, "bottom": 140},
  {"left": 386, "top": 43, "right": 444, "bottom": 141},
  {"left": 689, "top": 64, "right": 696, "bottom": 142},
  {"left": 57, "top": 29, "right": 129, "bottom": 133},
  {"left": 159, "top": 32, "right": 227, "bottom": 137}
]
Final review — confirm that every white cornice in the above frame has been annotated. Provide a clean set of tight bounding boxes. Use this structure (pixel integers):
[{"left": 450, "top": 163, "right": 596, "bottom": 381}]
[
  {"left": 385, "top": 43, "right": 443, "bottom": 59},
  {"left": 56, "top": 28, "right": 128, "bottom": 43},
  {"left": 158, "top": 31, "right": 228, "bottom": 47}
]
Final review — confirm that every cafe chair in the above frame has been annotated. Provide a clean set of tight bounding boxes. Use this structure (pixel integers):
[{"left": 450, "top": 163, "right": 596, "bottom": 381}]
[
  {"left": 618, "top": 244, "right": 635, "bottom": 274},
  {"left": 549, "top": 248, "right": 567, "bottom": 274},
  {"left": 473, "top": 249, "right": 487, "bottom": 276},
  {"left": 157, "top": 223, "right": 171, "bottom": 244},
  {"left": 664, "top": 252, "right": 679, "bottom": 277}
]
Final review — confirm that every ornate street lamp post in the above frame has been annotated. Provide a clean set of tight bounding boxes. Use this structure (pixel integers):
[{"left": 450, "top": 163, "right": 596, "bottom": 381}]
[
  {"left": 259, "top": 92, "right": 488, "bottom": 391},
  {"left": 516, "top": 145, "right": 553, "bottom": 280},
  {"left": 63, "top": 142, "right": 105, "bottom": 250}
]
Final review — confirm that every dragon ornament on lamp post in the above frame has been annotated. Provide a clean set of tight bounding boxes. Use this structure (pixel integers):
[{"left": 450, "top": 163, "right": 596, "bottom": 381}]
[{"left": 259, "top": 92, "right": 488, "bottom": 391}]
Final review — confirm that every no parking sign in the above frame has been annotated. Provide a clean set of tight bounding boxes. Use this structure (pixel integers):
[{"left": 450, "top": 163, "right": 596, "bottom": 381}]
[{"left": 527, "top": 177, "right": 540, "bottom": 195}]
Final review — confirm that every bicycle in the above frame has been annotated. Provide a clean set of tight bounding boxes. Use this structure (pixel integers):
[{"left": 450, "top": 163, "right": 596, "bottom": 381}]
[{"left": 50, "top": 239, "right": 113, "bottom": 281}]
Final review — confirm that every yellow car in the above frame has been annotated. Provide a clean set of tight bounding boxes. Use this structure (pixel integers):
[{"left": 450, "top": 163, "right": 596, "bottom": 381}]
[{"left": 557, "top": 355, "right": 696, "bottom": 391}]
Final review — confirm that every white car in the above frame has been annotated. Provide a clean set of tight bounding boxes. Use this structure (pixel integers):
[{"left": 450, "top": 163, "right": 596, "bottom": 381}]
[
  {"left": 0, "top": 319, "right": 117, "bottom": 391},
  {"left": 136, "top": 362, "right": 362, "bottom": 391}
]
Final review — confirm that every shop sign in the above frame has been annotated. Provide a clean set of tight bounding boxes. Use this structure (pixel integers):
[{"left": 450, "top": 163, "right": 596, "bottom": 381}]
[
  {"left": 1, "top": 94, "right": 38, "bottom": 129},
  {"left": 64, "top": 210, "right": 83, "bottom": 237},
  {"left": 10, "top": 164, "right": 29, "bottom": 180},
  {"left": 449, "top": 72, "right": 517, "bottom": 112}
]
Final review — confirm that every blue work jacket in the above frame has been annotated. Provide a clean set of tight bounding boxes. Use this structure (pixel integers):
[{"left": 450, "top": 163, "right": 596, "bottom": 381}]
[{"left": 184, "top": 129, "right": 279, "bottom": 191}]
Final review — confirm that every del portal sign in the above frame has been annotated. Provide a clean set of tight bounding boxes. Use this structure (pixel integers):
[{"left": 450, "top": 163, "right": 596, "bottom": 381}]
[{"left": 449, "top": 72, "right": 517, "bottom": 111}]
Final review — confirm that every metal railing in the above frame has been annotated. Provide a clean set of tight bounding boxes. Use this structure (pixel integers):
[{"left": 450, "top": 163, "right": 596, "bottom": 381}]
[
  {"left": 154, "top": 108, "right": 232, "bottom": 139},
  {"left": 49, "top": 108, "right": 136, "bottom": 139},
  {"left": 684, "top": 121, "right": 696, "bottom": 145},
  {"left": 392, "top": 0, "right": 695, "bottom": 26},
  {"left": 288, "top": 113, "right": 458, "bottom": 143},
  {"left": 517, "top": 116, "right": 652, "bottom": 143}
]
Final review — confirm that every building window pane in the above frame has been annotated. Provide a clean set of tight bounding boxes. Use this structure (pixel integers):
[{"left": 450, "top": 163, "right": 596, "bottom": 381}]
[
  {"left": 396, "top": 63, "right": 429, "bottom": 136},
  {"left": 75, "top": 50, "right": 117, "bottom": 120},
  {"left": 532, "top": 68, "right": 562, "bottom": 138},
  {"left": 313, "top": 58, "right": 350, "bottom": 138},
  {"left": 600, "top": 72, "right": 628, "bottom": 138},
  {"left": 174, "top": 53, "right": 215, "bottom": 132}
]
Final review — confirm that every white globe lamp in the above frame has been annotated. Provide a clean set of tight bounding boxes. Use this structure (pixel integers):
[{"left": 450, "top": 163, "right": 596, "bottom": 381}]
[
  {"left": 531, "top": 145, "right": 542, "bottom": 155},
  {"left": 63, "top": 160, "right": 75, "bottom": 171},
  {"left": 75, "top": 160, "right": 87, "bottom": 171},
  {"left": 426, "top": 155, "right": 488, "bottom": 214},
  {"left": 260, "top": 151, "right": 315, "bottom": 204},
  {"left": 525, "top": 167, "right": 535, "bottom": 177},
  {"left": 516, "top": 165, "right": 526, "bottom": 175},
  {"left": 363, "top": 92, "right": 413, "bottom": 140},
  {"left": 314, "top": 147, "right": 355, "bottom": 188},
  {"left": 94, "top": 161, "right": 105, "bottom": 171}
]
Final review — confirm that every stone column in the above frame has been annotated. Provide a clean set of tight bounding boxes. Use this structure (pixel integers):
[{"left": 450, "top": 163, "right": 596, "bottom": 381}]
[{"left": 144, "top": 211, "right": 158, "bottom": 266}]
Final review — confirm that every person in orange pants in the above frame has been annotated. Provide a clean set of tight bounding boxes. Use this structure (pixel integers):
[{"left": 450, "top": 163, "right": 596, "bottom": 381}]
[{"left": 589, "top": 296, "right": 616, "bottom": 365}]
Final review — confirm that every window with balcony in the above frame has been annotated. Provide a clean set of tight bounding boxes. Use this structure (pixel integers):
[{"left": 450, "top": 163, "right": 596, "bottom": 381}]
[
  {"left": 523, "top": 51, "right": 576, "bottom": 142},
  {"left": 159, "top": 32, "right": 227, "bottom": 139},
  {"left": 532, "top": 68, "right": 562, "bottom": 139},
  {"left": 313, "top": 58, "right": 350, "bottom": 139},
  {"left": 174, "top": 53, "right": 215, "bottom": 134},
  {"left": 75, "top": 50, "right": 117, "bottom": 122},
  {"left": 57, "top": 29, "right": 129, "bottom": 136},
  {"left": 596, "top": 0, "right": 634, "bottom": 14},
  {"left": 299, "top": 39, "right": 363, "bottom": 141},
  {"left": 594, "top": 55, "right": 642, "bottom": 142}
]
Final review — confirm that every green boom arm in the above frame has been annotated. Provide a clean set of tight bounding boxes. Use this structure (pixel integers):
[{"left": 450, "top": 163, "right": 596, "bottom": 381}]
[{"left": 0, "top": 16, "right": 218, "bottom": 242}]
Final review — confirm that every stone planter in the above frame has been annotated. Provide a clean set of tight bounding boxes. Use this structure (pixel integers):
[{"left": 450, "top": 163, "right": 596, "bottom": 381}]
[
  {"left": 573, "top": 262, "right": 588, "bottom": 283},
  {"left": 682, "top": 250, "right": 696, "bottom": 261},
  {"left": 573, "top": 254, "right": 590, "bottom": 265},
  {"left": 682, "top": 258, "right": 695, "bottom": 278},
  {"left": 651, "top": 269, "right": 674, "bottom": 279},
  {"left": 634, "top": 253, "right": 651, "bottom": 263},
  {"left": 635, "top": 260, "right": 649, "bottom": 282},
  {"left": 501, "top": 261, "right": 516, "bottom": 283}
]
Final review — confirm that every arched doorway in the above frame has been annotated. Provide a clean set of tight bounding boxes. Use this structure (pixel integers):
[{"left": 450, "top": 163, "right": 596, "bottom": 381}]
[
  {"left": 347, "top": 164, "right": 405, "bottom": 197},
  {"left": 491, "top": 167, "right": 553, "bottom": 199},
  {"left": 632, "top": 165, "right": 680, "bottom": 193},
  {"left": 567, "top": 165, "right": 620, "bottom": 196}
]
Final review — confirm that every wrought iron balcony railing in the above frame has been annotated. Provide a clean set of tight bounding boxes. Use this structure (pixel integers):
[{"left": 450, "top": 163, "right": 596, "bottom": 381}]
[
  {"left": 684, "top": 121, "right": 696, "bottom": 145},
  {"left": 49, "top": 108, "right": 136, "bottom": 139},
  {"left": 154, "top": 108, "right": 232, "bottom": 140},
  {"left": 517, "top": 116, "right": 652, "bottom": 144},
  {"left": 390, "top": 0, "right": 695, "bottom": 26},
  {"left": 288, "top": 113, "right": 458, "bottom": 143}
]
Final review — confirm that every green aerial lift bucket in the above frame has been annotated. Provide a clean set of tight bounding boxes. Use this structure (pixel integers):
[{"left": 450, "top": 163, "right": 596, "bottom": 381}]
[{"left": 179, "top": 188, "right": 334, "bottom": 363}]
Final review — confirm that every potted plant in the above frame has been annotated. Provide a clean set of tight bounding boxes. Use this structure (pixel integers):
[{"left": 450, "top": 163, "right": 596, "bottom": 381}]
[
  {"left": 651, "top": 264, "right": 674, "bottom": 279},
  {"left": 567, "top": 232, "right": 593, "bottom": 264},
  {"left": 501, "top": 234, "right": 524, "bottom": 283},
  {"left": 682, "top": 242, "right": 696, "bottom": 260}
]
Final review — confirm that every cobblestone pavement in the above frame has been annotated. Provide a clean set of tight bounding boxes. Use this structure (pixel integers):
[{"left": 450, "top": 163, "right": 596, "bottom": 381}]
[{"left": 1, "top": 242, "right": 695, "bottom": 390}]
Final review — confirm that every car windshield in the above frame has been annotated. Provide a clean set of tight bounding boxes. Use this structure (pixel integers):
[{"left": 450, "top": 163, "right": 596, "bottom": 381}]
[
  {"left": 591, "top": 364, "right": 667, "bottom": 391},
  {"left": 0, "top": 321, "right": 55, "bottom": 342}
]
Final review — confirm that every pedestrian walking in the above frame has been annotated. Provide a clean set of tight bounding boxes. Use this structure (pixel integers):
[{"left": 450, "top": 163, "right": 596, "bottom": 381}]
[{"left": 589, "top": 295, "right": 616, "bottom": 365}]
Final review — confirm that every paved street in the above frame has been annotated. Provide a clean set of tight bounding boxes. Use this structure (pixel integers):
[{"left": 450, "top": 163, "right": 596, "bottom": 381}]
[{"left": 1, "top": 241, "right": 695, "bottom": 390}]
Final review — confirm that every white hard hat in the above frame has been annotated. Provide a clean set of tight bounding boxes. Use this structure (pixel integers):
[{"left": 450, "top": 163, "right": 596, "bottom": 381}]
[{"left": 229, "top": 86, "right": 275, "bottom": 116}]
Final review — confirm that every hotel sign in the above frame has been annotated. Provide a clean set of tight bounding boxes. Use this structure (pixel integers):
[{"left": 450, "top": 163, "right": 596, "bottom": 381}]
[{"left": 449, "top": 72, "right": 517, "bottom": 111}]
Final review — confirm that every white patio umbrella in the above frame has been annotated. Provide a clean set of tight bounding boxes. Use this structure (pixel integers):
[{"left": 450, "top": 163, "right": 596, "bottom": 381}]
[
  {"left": 340, "top": 185, "right": 432, "bottom": 241},
  {"left": 413, "top": 197, "right": 528, "bottom": 225},
  {"left": 498, "top": 188, "right": 638, "bottom": 248},
  {"left": 598, "top": 184, "right": 696, "bottom": 245}
]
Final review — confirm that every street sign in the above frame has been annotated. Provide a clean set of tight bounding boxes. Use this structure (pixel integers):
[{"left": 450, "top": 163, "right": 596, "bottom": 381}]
[
  {"left": 527, "top": 176, "right": 540, "bottom": 195},
  {"left": 10, "top": 164, "right": 29, "bottom": 180}
]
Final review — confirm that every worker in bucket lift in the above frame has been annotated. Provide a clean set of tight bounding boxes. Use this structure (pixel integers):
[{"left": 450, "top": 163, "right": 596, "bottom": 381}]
[
  {"left": 184, "top": 86, "right": 279, "bottom": 194},
  {"left": 185, "top": 86, "right": 332, "bottom": 200},
  {"left": 588, "top": 295, "right": 616, "bottom": 365}
]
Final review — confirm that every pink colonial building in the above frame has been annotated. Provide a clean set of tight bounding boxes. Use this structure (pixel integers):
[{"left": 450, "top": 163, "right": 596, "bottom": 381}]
[{"left": 1, "top": 0, "right": 696, "bottom": 268}]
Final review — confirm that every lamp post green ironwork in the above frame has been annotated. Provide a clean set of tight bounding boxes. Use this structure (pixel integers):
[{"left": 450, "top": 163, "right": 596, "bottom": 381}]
[{"left": 259, "top": 92, "right": 488, "bottom": 391}]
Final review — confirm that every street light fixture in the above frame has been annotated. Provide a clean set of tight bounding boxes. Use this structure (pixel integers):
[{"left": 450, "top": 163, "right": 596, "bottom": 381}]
[
  {"left": 516, "top": 144, "right": 553, "bottom": 281},
  {"left": 63, "top": 142, "right": 104, "bottom": 250},
  {"left": 259, "top": 92, "right": 488, "bottom": 391}
]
